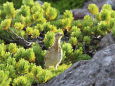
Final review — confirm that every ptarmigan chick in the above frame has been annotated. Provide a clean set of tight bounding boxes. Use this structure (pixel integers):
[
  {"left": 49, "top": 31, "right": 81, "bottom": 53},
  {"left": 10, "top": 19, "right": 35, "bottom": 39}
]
[{"left": 44, "top": 32, "right": 63, "bottom": 69}]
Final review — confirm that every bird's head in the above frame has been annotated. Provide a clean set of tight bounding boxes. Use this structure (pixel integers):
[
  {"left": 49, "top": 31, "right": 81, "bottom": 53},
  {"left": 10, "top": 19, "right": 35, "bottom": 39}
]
[{"left": 55, "top": 32, "right": 63, "bottom": 39}]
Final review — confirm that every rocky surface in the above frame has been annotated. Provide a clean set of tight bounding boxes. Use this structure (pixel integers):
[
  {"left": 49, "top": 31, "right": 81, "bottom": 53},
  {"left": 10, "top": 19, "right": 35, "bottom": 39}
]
[
  {"left": 72, "top": 8, "right": 90, "bottom": 20},
  {"left": 99, "top": 33, "right": 115, "bottom": 49},
  {"left": 44, "top": 44, "right": 115, "bottom": 86}
]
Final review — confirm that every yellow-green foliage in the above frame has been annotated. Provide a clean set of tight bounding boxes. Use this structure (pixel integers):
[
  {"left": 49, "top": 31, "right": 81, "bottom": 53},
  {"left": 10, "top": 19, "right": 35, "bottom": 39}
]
[
  {"left": 0, "top": 70, "right": 11, "bottom": 86},
  {"left": 41, "top": 0, "right": 86, "bottom": 13},
  {"left": 14, "top": 22, "right": 24, "bottom": 30},
  {"left": 0, "top": 19, "right": 11, "bottom": 30},
  {"left": 0, "top": 43, "right": 70, "bottom": 85},
  {"left": 32, "top": 43, "right": 46, "bottom": 65},
  {"left": 70, "top": 26, "right": 81, "bottom": 38},
  {"left": 83, "top": 36, "right": 91, "bottom": 45},
  {"left": 22, "top": 0, "right": 34, "bottom": 6},
  {"left": 12, "top": 76, "right": 31, "bottom": 86},
  {"left": 3, "top": 2, "right": 16, "bottom": 18},
  {"left": 62, "top": 43, "right": 73, "bottom": 60},
  {"left": 0, "top": 0, "right": 115, "bottom": 85},
  {"left": 44, "top": 31, "right": 55, "bottom": 48},
  {"left": 0, "top": 43, "right": 6, "bottom": 59},
  {"left": 88, "top": 4, "right": 99, "bottom": 15},
  {"left": 69, "top": 37, "right": 78, "bottom": 46},
  {"left": 16, "top": 59, "right": 30, "bottom": 74},
  {"left": 26, "top": 27, "right": 33, "bottom": 35},
  {"left": 8, "top": 43, "right": 18, "bottom": 54},
  {"left": 43, "top": 2, "right": 58, "bottom": 21}
]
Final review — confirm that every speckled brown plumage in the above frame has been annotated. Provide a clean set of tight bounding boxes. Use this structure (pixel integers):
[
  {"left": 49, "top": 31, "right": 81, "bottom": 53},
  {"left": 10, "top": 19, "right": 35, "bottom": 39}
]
[{"left": 44, "top": 32, "right": 63, "bottom": 69}]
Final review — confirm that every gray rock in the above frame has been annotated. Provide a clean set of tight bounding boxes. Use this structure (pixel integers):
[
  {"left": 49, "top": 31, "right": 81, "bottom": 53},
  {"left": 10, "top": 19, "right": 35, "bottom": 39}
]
[
  {"left": 45, "top": 44, "right": 115, "bottom": 86},
  {"left": 99, "top": 33, "right": 115, "bottom": 49},
  {"left": 72, "top": 8, "right": 90, "bottom": 20}
]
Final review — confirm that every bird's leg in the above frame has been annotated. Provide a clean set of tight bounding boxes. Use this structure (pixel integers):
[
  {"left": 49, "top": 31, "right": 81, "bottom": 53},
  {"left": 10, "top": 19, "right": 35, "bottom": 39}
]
[
  {"left": 55, "top": 65, "right": 58, "bottom": 70},
  {"left": 55, "top": 64, "right": 59, "bottom": 70}
]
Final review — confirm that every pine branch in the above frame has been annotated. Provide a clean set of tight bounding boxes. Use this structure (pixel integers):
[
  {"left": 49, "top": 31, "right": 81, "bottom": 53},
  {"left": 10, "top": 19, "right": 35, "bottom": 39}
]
[{"left": 10, "top": 30, "right": 32, "bottom": 48}]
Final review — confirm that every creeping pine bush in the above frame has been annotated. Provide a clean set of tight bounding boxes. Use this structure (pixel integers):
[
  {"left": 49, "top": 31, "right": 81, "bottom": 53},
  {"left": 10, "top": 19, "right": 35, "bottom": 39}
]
[
  {"left": 41, "top": 0, "right": 88, "bottom": 13},
  {"left": 44, "top": 31, "right": 55, "bottom": 48},
  {"left": 0, "top": 0, "right": 115, "bottom": 85},
  {"left": 32, "top": 43, "right": 46, "bottom": 66},
  {"left": 0, "top": 43, "right": 70, "bottom": 85},
  {"left": 0, "top": 0, "right": 37, "bottom": 9},
  {"left": 62, "top": 43, "right": 73, "bottom": 60},
  {"left": 12, "top": 76, "right": 31, "bottom": 86},
  {"left": 0, "top": 70, "right": 11, "bottom": 86}
]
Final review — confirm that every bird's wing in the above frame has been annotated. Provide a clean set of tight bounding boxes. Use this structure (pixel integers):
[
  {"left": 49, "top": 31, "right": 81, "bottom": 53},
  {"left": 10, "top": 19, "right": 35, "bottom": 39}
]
[
  {"left": 44, "top": 46, "right": 55, "bottom": 61},
  {"left": 44, "top": 50, "right": 51, "bottom": 60}
]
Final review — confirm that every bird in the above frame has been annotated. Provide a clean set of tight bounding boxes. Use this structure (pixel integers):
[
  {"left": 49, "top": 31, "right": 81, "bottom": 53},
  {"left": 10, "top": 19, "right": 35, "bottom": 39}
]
[{"left": 44, "top": 32, "right": 63, "bottom": 69}]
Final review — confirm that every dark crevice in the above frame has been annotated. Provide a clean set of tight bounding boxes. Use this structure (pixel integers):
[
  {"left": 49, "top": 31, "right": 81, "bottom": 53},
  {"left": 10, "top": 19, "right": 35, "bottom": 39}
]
[{"left": 92, "top": 82, "right": 96, "bottom": 86}]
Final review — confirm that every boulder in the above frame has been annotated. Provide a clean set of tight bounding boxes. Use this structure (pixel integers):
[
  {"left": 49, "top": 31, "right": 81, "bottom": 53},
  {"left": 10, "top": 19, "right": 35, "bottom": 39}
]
[
  {"left": 99, "top": 33, "right": 115, "bottom": 49},
  {"left": 72, "top": 8, "right": 90, "bottom": 20},
  {"left": 45, "top": 44, "right": 115, "bottom": 86},
  {"left": 111, "top": 0, "right": 115, "bottom": 9}
]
